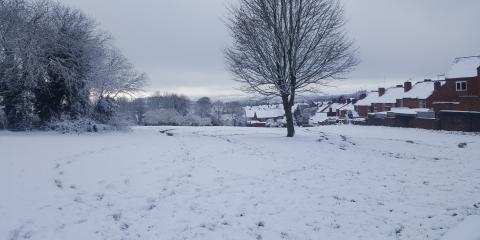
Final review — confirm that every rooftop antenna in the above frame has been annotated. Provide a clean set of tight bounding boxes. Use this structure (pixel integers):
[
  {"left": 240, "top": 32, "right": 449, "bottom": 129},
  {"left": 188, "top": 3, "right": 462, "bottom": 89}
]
[{"left": 437, "top": 73, "right": 445, "bottom": 80}]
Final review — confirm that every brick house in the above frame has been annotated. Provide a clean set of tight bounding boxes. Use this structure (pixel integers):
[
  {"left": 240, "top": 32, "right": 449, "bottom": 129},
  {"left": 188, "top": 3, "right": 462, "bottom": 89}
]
[
  {"left": 354, "top": 86, "right": 405, "bottom": 117},
  {"left": 371, "top": 86, "right": 404, "bottom": 112},
  {"left": 354, "top": 91, "right": 379, "bottom": 117},
  {"left": 430, "top": 56, "right": 480, "bottom": 112},
  {"left": 397, "top": 79, "right": 445, "bottom": 109}
]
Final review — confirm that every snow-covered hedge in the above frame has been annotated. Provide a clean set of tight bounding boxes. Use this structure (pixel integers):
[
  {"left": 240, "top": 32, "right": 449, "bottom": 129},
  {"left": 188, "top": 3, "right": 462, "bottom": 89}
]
[
  {"left": 143, "top": 109, "right": 212, "bottom": 126},
  {"left": 93, "top": 97, "right": 119, "bottom": 124},
  {"left": 45, "top": 118, "right": 127, "bottom": 134}
]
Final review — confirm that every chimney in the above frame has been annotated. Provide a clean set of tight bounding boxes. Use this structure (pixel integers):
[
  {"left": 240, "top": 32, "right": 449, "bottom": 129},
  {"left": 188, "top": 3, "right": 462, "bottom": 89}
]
[
  {"left": 477, "top": 65, "right": 480, "bottom": 77},
  {"left": 378, "top": 88, "right": 386, "bottom": 97},
  {"left": 404, "top": 81, "right": 412, "bottom": 92},
  {"left": 434, "top": 81, "right": 441, "bottom": 91}
]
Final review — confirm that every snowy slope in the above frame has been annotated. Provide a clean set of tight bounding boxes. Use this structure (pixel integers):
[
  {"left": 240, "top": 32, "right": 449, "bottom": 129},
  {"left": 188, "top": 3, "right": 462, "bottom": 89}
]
[
  {"left": 441, "top": 215, "right": 480, "bottom": 240},
  {"left": 1, "top": 126, "right": 480, "bottom": 240}
]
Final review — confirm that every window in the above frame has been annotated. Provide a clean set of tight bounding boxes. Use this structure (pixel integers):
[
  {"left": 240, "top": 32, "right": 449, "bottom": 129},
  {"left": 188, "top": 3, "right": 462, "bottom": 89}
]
[
  {"left": 456, "top": 81, "right": 467, "bottom": 91},
  {"left": 419, "top": 100, "right": 426, "bottom": 109}
]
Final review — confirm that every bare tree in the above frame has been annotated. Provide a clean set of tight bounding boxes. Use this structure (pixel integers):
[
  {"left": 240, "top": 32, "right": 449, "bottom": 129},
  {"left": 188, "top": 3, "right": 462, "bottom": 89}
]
[
  {"left": 90, "top": 46, "right": 147, "bottom": 99},
  {"left": 211, "top": 100, "right": 225, "bottom": 125},
  {"left": 196, "top": 97, "right": 212, "bottom": 118},
  {"left": 225, "top": 0, "right": 358, "bottom": 137}
]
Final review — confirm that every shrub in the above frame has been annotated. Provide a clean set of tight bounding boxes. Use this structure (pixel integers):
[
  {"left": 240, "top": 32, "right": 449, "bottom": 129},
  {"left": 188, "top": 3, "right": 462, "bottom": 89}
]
[{"left": 44, "top": 117, "right": 125, "bottom": 134}]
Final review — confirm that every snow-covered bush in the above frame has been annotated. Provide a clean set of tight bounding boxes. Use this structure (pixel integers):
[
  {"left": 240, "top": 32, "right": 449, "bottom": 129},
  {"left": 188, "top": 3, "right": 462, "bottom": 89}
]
[
  {"left": 0, "top": 0, "right": 145, "bottom": 131},
  {"left": 265, "top": 119, "right": 280, "bottom": 128},
  {"left": 143, "top": 109, "right": 213, "bottom": 126},
  {"left": 45, "top": 117, "right": 127, "bottom": 134},
  {"left": 45, "top": 118, "right": 99, "bottom": 133},
  {"left": 182, "top": 114, "right": 212, "bottom": 126},
  {"left": 93, "top": 97, "right": 119, "bottom": 124},
  {"left": 143, "top": 109, "right": 185, "bottom": 126}
]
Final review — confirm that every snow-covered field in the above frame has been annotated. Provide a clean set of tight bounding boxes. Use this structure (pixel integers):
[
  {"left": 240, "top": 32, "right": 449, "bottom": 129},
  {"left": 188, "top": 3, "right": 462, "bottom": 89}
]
[{"left": 1, "top": 126, "right": 479, "bottom": 240}]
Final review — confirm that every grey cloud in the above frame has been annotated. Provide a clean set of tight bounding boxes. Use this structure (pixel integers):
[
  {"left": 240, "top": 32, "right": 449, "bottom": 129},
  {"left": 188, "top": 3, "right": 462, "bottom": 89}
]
[{"left": 60, "top": 0, "right": 480, "bottom": 97}]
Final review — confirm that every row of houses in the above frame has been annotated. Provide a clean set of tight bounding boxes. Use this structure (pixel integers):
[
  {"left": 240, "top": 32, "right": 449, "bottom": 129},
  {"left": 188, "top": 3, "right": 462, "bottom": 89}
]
[
  {"left": 354, "top": 56, "right": 480, "bottom": 131},
  {"left": 355, "top": 56, "right": 480, "bottom": 116},
  {"left": 244, "top": 56, "right": 479, "bottom": 131},
  {"left": 354, "top": 80, "right": 438, "bottom": 117},
  {"left": 306, "top": 100, "right": 359, "bottom": 125},
  {"left": 244, "top": 104, "right": 289, "bottom": 127},
  {"left": 245, "top": 100, "right": 359, "bottom": 127}
]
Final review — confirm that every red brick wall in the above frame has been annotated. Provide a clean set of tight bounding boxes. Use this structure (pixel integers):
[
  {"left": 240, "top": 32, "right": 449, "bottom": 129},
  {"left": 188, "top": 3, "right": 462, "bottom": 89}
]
[
  {"left": 432, "top": 77, "right": 478, "bottom": 99},
  {"left": 373, "top": 103, "right": 384, "bottom": 112},
  {"left": 433, "top": 98, "right": 480, "bottom": 112},
  {"left": 476, "top": 66, "right": 480, "bottom": 96},
  {"left": 430, "top": 76, "right": 480, "bottom": 112},
  {"left": 413, "top": 118, "right": 440, "bottom": 130},
  {"left": 356, "top": 105, "right": 370, "bottom": 117},
  {"left": 398, "top": 98, "right": 427, "bottom": 109}
]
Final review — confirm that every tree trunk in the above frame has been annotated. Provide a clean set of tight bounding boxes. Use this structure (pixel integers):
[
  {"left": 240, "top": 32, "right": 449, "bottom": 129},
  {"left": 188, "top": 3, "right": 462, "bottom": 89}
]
[{"left": 282, "top": 95, "right": 295, "bottom": 137}]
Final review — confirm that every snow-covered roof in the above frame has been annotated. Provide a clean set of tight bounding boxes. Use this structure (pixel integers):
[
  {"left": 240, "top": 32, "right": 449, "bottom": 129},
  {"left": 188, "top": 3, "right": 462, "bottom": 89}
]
[
  {"left": 244, "top": 104, "right": 284, "bottom": 119},
  {"left": 388, "top": 108, "right": 432, "bottom": 115},
  {"left": 338, "top": 103, "right": 355, "bottom": 111},
  {"left": 327, "top": 103, "right": 347, "bottom": 112},
  {"left": 446, "top": 56, "right": 480, "bottom": 79},
  {"left": 372, "top": 87, "right": 404, "bottom": 104},
  {"left": 354, "top": 91, "right": 380, "bottom": 106},
  {"left": 402, "top": 80, "right": 445, "bottom": 99},
  {"left": 309, "top": 112, "right": 329, "bottom": 124}
]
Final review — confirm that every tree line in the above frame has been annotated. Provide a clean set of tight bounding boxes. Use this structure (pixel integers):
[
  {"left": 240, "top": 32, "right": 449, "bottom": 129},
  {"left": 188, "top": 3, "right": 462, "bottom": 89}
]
[
  {"left": 115, "top": 93, "right": 247, "bottom": 127},
  {"left": 0, "top": 0, "right": 146, "bottom": 131}
]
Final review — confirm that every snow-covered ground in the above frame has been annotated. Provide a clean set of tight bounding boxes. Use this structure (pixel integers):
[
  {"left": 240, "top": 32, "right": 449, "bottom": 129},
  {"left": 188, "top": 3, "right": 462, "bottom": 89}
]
[{"left": 1, "top": 126, "right": 479, "bottom": 240}]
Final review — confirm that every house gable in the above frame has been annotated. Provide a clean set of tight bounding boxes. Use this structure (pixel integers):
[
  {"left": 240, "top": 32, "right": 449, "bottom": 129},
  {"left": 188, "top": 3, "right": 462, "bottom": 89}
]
[{"left": 429, "top": 57, "right": 480, "bottom": 112}]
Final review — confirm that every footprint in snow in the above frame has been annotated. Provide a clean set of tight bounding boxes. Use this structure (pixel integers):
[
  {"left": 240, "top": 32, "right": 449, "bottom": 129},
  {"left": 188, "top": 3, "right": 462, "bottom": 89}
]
[
  {"left": 147, "top": 204, "right": 156, "bottom": 211},
  {"left": 112, "top": 213, "right": 122, "bottom": 222},
  {"left": 95, "top": 193, "right": 104, "bottom": 201},
  {"left": 120, "top": 223, "right": 129, "bottom": 231},
  {"left": 54, "top": 179, "right": 63, "bottom": 189}
]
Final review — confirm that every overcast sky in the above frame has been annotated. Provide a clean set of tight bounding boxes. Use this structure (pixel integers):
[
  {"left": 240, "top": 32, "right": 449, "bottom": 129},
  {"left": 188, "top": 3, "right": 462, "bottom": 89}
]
[{"left": 60, "top": 0, "right": 480, "bottom": 98}]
